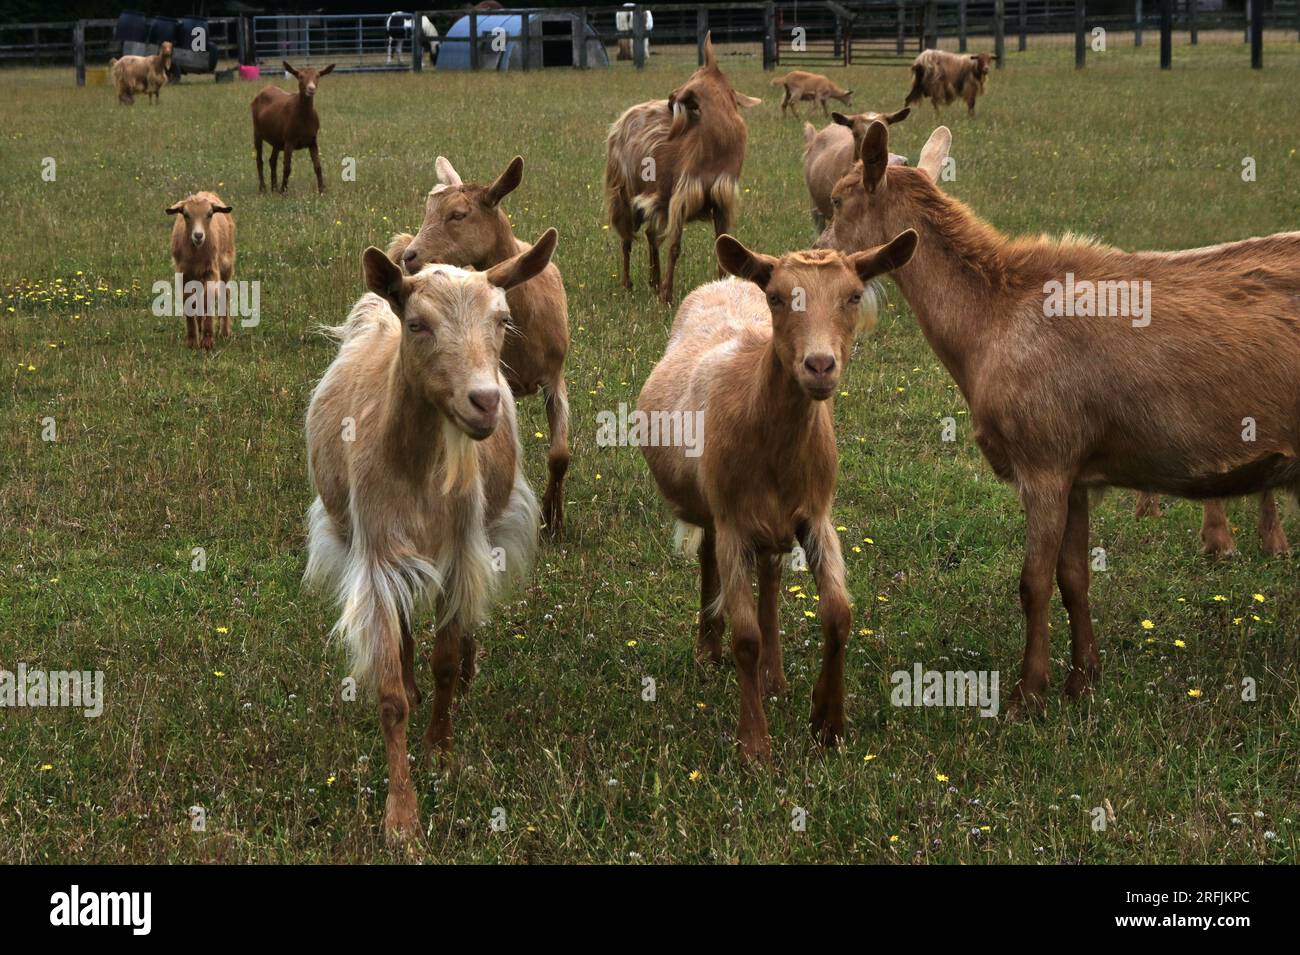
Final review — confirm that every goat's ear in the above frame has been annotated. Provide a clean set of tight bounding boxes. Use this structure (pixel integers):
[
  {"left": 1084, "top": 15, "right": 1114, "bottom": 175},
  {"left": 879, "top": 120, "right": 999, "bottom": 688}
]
[
  {"left": 485, "top": 156, "right": 524, "bottom": 207},
  {"left": 165, "top": 205, "right": 183, "bottom": 216},
  {"left": 831, "top": 111, "right": 853, "bottom": 128},
  {"left": 715, "top": 234, "right": 776, "bottom": 289},
  {"left": 486, "top": 228, "right": 557, "bottom": 291},
  {"left": 435, "top": 156, "right": 463, "bottom": 188},
  {"left": 884, "top": 106, "right": 911, "bottom": 125},
  {"left": 702, "top": 31, "right": 717, "bottom": 70},
  {"left": 859, "top": 120, "right": 891, "bottom": 193},
  {"left": 212, "top": 205, "right": 233, "bottom": 215},
  {"left": 319, "top": 64, "right": 336, "bottom": 75},
  {"left": 282, "top": 61, "right": 298, "bottom": 77},
  {"left": 734, "top": 91, "right": 762, "bottom": 108},
  {"left": 363, "top": 246, "right": 407, "bottom": 312},
  {"left": 850, "top": 229, "right": 918, "bottom": 282},
  {"left": 917, "top": 126, "right": 951, "bottom": 183}
]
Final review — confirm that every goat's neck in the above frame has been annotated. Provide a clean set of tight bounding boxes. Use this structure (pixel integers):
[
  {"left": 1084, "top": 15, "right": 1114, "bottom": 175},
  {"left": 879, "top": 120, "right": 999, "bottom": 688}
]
[
  {"left": 474, "top": 215, "right": 520, "bottom": 271},
  {"left": 380, "top": 360, "right": 450, "bottom": 484},
  {"left": 741, "top": 342, "right": 826, "bottom": 458}
]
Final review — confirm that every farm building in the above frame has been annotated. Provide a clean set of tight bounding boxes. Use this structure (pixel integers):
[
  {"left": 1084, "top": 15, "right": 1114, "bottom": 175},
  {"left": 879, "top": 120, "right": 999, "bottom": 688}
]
[{"left": 437, "top": 12, "right": 609, "bottom": 71}]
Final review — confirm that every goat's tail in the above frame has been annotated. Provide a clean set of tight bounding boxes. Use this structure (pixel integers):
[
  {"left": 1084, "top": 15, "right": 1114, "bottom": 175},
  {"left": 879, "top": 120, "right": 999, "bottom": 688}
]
[{"left": 769, "top": 76, "right": 786, "bottom": 87}]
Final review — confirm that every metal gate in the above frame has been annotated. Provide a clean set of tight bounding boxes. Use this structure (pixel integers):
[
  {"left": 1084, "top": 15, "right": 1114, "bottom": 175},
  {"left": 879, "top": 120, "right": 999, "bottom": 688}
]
[
  {"left": 252, "top": 13, "right": 431, "bottom": 72},
  {"left": 847, "top": 1, "right": 926, "bottom": 62},
  {"left": 774, "top": 1, "right": 851, "bottom": 67}
]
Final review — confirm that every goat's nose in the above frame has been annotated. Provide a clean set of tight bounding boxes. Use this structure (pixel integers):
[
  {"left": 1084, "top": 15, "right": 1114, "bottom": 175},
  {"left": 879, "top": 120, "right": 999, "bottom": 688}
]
[
  {"left": 402, "top": 247, "right": 418, "bottom": 266},
  {"left": 804, "top": 354, "right": 836, "bottom": 377},
  {"left": 192, "top": 231, "right": 205, "bottom": 244},
  {"left": 469, "top": 388, "right": 500, "bottom": 415}
]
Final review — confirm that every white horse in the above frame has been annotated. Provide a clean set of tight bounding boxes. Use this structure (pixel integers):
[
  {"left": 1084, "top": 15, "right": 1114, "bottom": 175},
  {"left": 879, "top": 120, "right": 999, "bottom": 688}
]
[{"left": 385, "top": 12, "right": 439, "bottom": 64}]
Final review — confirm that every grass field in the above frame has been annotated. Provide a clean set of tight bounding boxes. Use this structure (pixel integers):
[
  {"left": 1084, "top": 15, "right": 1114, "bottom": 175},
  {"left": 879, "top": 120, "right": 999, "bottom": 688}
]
[{"left": 2, "top": 41, "right": 1298, "bottom": 864}]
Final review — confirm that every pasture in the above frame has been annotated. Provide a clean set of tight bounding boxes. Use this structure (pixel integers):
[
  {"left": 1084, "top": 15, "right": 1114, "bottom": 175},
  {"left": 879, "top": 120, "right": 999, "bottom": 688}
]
[{"left": 1, "top": 41, "right": 1298, "bottom": 863}]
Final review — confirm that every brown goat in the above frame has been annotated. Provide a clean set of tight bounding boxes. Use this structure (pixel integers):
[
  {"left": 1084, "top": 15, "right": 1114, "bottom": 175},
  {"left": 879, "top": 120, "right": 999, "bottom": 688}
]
[
  {"left": 605, "top": 33, "right": 762, "bottom": 304},
  {"left": 251, "top": 61, "right": 335, "bottom": 194},
  {"left": 905, "top": 50, "right": 994, "bottom": 116},
  {"left": 821, "top": 120, "right": 1300, "bottom": 715},
  {"left": 304, "top": 232, "right": 557, "bottom": 842},
  {"left": 638, "top": 231, "right": 917, "bottom": 761},
  {"left": 386, "top": 155, "right": 571, "bottom": 535},
  {"left": 110, "top": 40, "right": 172, "bottom": 106},
  {"left": 803, "top": 106, "right": 910, "bottom": 234},
  {"left": 771, "top": 70, "right": 853, "bottom": 117},
  {"left": 167, "top": 191, "right": 235, "bottom": 351},
  {"left": 1134, "top": 491, "right": 1289, "bottom": 557}
]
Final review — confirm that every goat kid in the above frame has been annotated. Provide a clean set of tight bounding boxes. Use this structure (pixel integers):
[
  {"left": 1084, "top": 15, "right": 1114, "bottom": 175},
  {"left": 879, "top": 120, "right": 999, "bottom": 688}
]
[
  {"left": 251, "top": 61, "right": 335, "bottom": 194},
  {"left": 772, "top": 70, "right": 852, "bottom": 117},
  {"left": 167, "top": 191, "right": 235, "bottom": 350},
  {"left": 803, "top": 106, "right": 910, "bottom": 234}
]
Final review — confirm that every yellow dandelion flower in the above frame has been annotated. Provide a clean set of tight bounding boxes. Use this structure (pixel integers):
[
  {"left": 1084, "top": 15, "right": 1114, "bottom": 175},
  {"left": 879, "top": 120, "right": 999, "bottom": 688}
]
[
  {"left": 1141, "top": 619, "right": 1154, "bottom": 630},
  {"left": 863, "top": 753, "right": 878, "bottom": 762},
  {"left": 1252, "top": 593, "right": 1266, "bottom": 603},
  {"left": 40, "top": 764, "right": 53, "bottom": 772},
  {"left": 213, "top": 671, "right": 226, "bottom": 678},
  {"left": 1173, "top": 639, "right": 1186, "bottom": 648},
  {"left": 688, "top": 770, "right": 702, "bottom": 782},
  {"left": 1187, "top": 688, "right": 1203, "bottom": 698},
  {"left": 888, "top": 834, "right": 899, "bottom": 843},
  {"left": 1213, "top": 595, "right": 1227, "bottom": 602},
  {"left": 936, "top": 773, "right": 949, "bottom": 783},
  {"left": 215, "top": 626, "right": 229, "bottom": 634},
  {"left": 326, "top": 775, "right": 336, "bottom": 786},
  {"left": 625, "top": 639, "right": 637, "bottom": 647}
]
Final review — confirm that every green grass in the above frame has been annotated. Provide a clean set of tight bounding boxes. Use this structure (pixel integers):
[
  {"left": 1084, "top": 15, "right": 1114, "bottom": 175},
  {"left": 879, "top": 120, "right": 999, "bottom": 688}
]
[{"left": 1, "top": 42, "right": 1298, "bottom": 863}]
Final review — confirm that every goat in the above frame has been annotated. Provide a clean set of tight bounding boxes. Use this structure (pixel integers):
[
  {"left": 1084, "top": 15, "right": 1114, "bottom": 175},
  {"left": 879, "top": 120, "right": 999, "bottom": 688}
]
[
  {"left": 803, "top": 106, "right": 910, "bottom": 234},
  {"left": 386, "top": 156, "right": 571, "bottom": 535},
  {"left": 605, "top": 32, "right": 762, "bottom": 304},
  {"left": 772, "top": 70, "right": 853, "bottom": 117},
  {"left": 251, "top": 61, "right": 335, "bottom": 195},
  {"left": 820, "top": 119, "right": 1300, "bottom": 715},
  {"left": 166, "top": 191, "right": 235, "bottom": 351},
  {"left": 304, "top": 231, "right": 557, "bottom": 842},
  {"left": 637, "top": 230, "right": 917, "bottom": 761},
  {"left": 1134, "top": 491, "right": 1289, "bottom": 557},
  {"left": 110, "top": 40, "right": 172, "bottom": 106},
  {"left": 905, "top": 50, "right": 994, "bottom": 116},
  {"left": 385, "top": 12, "right": 439, "bottom": 65}
]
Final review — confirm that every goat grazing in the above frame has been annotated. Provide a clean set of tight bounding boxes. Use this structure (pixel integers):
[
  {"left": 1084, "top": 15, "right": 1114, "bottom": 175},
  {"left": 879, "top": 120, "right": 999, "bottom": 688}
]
[
  {"left": 905, "top": 50, "right": 994, "bottom": 116},
  {"left": 638, "top": 230, "right": 917, "bottom": 760},
  {"left": 803, "top": 106, "right": 910, "bottom": 234},
  {"left": 605, "top": 33, "right": 762, "bottom": 303},
  {"left": 166, "top": 191, "right": 235, "bottom": 351},
  {"left": 820, "top": 120, "right": 1300, "bottom": 714},
  {"left": 1134, "top": 491, "right": 1289, "bottom": 557},
  {"left": 110, "top": 40, "right": 172, "bottom": 105},
  {"left": 304, "top": 231, "right": 557, "bottom": 841},
  {"left": 251, "top": 61, "right": 335, "bottom": 194},
  {"left": 386, "top": 156, "right": 571, "bottom": 535},
  {"left": 772, "top": 70, "right": 853, "bottom": 117}
]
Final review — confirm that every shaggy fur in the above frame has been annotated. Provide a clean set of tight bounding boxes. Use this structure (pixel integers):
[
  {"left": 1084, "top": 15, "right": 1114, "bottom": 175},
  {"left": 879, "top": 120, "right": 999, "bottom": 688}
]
[
  {"left": 905, "top": 49, "right": 994, "bottom": 115},
  {"left": 110, "top": 41, "right": 172, "bottom": 105}
]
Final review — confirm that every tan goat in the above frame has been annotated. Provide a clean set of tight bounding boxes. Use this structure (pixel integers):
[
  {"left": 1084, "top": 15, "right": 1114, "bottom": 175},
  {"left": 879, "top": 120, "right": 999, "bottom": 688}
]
[
  {"left": 110, "top": 40, "right": 172, "bottom": 106},
  {"left": 304, "top": 231, "right": 557, "bottom": 841},
  {"left": 905, "top": 49, "right": 994, "bottom": 116},
  {"left": 771, "top": 70, "right": 852, "bottom": 117},
  {"left": 251, "top": 61, "right": 335, "bottom": 194},
  {"left": 638, "top": 231, "right": 917, "bottom": 761},
  {"left": 1134, "top": 491, "right": 1289, "bottom": 557},
  {"left": 166, "top": 191, "right": 235, "bottom": 350},
  {"left": 803, "top": 106, "right": 910, "bottom": 234},
  {"left": 605, "top": 33, "right": 762, "bottom": 304},
  {"left": 386, "top": 156, "right": 570, "bottom": 535},
  {"left": 821, "top": 120, "right": 1300, "bottom": 715}
]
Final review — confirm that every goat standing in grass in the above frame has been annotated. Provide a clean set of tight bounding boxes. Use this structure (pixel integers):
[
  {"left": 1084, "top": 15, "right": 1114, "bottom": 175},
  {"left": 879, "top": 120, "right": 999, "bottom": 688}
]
[
  {"left": 1133, "top": 491, "right": 1289, "bottom": 558},
  {"left": 605, "top": 33, "right": 762, "bottom": 304},
  {"left": 304, "top": 232, "right": 557, "bottom": 842},
  {"left": 803, "top": 106, "right": 910, "bottom": 235},
  {"left": 820, "top": 121, "right": 1300, "bottom": 715},
  {"left": 638, "top": 230, "right": 917, "bottom": 761},
  {"left": 110, "top": 40, "right": 172, "bottom": 105},
  {"left": 251, "top": 61, "right": 335, "bottom": 195},
  {"left": 386, "top": 156, "right": 570, "bottom": 535},
  {"left": 905, "top": 50, "right": 994, "bottom": 116},
  {"left": 771, "top": 70, "right": 853, "bottom": 117},
  {"left": 166, "top": 191, "right": 235, "bottom": 351}
]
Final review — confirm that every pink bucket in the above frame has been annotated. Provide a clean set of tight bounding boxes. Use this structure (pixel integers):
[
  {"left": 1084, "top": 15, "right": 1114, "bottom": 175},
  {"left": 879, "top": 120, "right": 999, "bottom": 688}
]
[{"left": 238, "top": 65, "right": 261, "bottom": 81}]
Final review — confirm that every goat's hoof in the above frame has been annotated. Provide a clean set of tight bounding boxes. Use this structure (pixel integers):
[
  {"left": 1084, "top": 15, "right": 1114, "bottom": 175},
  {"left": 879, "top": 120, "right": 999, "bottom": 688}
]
[
  {"left": 1260, "top": 530, "right": 1290, "bottom": 557},
  {"left": 383, "top": 796, "right": 421, "bottom": 845},
  {"left": 737, "top": 734, "right": 773, "bottom": 766},
  {"left": 1062, "top": 667, "right": 1099, "bottom": 702},
  {"left": 693, "top": 642, "right": 724, "bottom": 668},
  {"left": 763, "top": 672, "right": 789, "bottom": 698},
  {"left": 1200, "top": 538, "right": 1237, "bottom": 560},
  {"left": 1005, "top": 682, "right": 1048, "bottom": 721}
]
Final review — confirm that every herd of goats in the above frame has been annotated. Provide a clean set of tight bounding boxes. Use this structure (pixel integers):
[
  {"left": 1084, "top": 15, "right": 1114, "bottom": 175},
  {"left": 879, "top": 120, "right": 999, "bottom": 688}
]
[{"left": 111, "top": 33, "right": 1298, "bottom": 840}]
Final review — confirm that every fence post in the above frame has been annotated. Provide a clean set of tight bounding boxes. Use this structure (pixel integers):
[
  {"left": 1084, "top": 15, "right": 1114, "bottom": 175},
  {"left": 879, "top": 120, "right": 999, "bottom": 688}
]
[
  {"left": 994, "top": 0, "right": 1005, "bottom": 66},
  {"left": 1250, "top": 0, "right": 1262, "bottom": 67},
  {"left": 412, "top": 11, "right": 424, "bottom": 72},
  {"left": 1134, "top": 0, "right": 1142, "bottom": 47},
  {"left": 697, "top": 7, "right": 708, "bottom": 65},
  {"left": 469, "top": 12, "right": 479, "bottom": 70},
  {"left": 577, "top": 10, "right": 589, "bottom": 69},
  {"left": 1018, "top": 0, "right": 1027, "bottom": 51},
  {"left": 1243, "top": 0, "right": 1250, "bottom": 44},
  {"left": 632, "top": 6, "right": 646, "bottom": 69},
  {"left": 924, "top": 0, "right": 937, "bottom": 48},
  {"left": 763, "top": 2, "right": 777, "bottom": 69},
  {"left": 236, "top": 16, "right": 248, "bottom": 65},
  {"left": 1188, "top": 0, "right": 1197, "bottom": 45},
  {"left": 897, "top": 1, "right": 906, "bottom": 55},
  {"left": 521, "top": 13, "right": 531, "bottom": 71},
  {"left": 959, "top": 0, "right": 968, "bottom": 51},
  {"left": 1159, "top": 0, "right": 1171, "bottom": 68},
  {"left": 74, "top": 20, "right": 86, "bottom": 86},
  {"left": 1074, "top": 0, "right": 1085, "bottom": 69}
]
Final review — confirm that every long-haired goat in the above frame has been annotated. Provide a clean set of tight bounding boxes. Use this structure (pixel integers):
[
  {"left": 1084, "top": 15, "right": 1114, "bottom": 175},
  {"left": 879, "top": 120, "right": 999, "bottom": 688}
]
[
  {"left": 385, "top": 156, "right": 570, "bottom": 535},
  {"left": 1134, "top": 491, "right": 1289, "bottom": 557},
  {"left": 166, "top": 191, "right": 235, "bottom": 351},
  {"left": 638, "top": 230, "right": 917, "bottom": 761},
  {"left": 905, "top": 50, "right": 994, "bottom": 116},
  {"left": 251, "top": 61, "right": 335, "bottom": 194},
  {"left": 803, "top": 106, "right": 910, "bottom": 234},
  {"left": 605, "top": 32, "right": 762, "bottom": 304},
  {"left": 110, "top": 40, "right": 172, "bottom": 105},
  {"left": 304, "top": 231, "right": 556, "bottom": 841},
  {"left": 820, "top": 120, "right": 1300, "bottom": 715}
]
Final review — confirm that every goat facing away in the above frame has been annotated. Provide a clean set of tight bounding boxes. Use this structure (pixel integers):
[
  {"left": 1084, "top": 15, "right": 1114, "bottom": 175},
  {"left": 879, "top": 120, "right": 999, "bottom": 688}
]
[
  {"left": 386, "top": 156, "right": 571, "bottom": 535},
  {"left": 905, "top": 50, "right": 994, "bottom": 116},
  {"left": 605, "top": 32, "right": 762, "bottom": 304},
  {"left": 251, "top": 61, "right": 335, "bottom": 194},
  {"left": 1134, "top": 490, "right": 1289, "bottom": 558},
  {"left": 304, "top": 231, "right": 557, "bottom": 842},
  {"left": 110, "top": 40, "right": 173, "bottom": 105},
  {"left": 771, "top": 70, "right": 852, "bottom": 117},
  {"left": 166, "top": 191, "right": 235, "bottom": 350},
  {"left": 820, "top": 119, "right": 1300, "bottom": 716},
  {"left": 638, "top": 230, "right": 918, "bottom": 761},
  {"left": 803, "top": 106, "right": 910, "bottom": 235}
]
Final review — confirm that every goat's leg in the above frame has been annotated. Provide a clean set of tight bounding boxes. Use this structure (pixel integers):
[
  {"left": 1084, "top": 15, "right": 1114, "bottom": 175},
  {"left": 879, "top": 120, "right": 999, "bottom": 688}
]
[
  {"left": 619, "top": 236, "right": 633, "bottom": 291},
  {"left": 757, "top": 551, "right": 787, "bottom": 697},
  {"left": 696, "top": 527, "right": 725, "bottom": 667},
  {"left": 200, "top": 278, "right": 216, "bottom": 350},
  {"left": 779, "top": 86, "right": 790, "bottom": 116},
  {"left": 458, "top": 631, "right": 478, "bottom": 695},
  {"left": 803, "top": 519, "right": 851, "bottom": 746},
  {"left": 1199, "top": 499, "right": 1237, "bottom": 558},
  {"left": 185, "top": 314, "right": 198, "bottom": 348},
  {"left": 716, "top": 528, "right": 770, "bottom": 763},
  {"left": 399, "top": 610, "right": 422, "bottom": 710},
  {"left": 376, "top": 623, "right": 419, "bottom": 842},
  {"left": 269, "top": 147, "right": 280, "bottom": 192},
  {"left": 1058, "top": 485, "right": 1100, "bottom": 701},
  {"left": 1008, "top": 475, "right": 1071, "bottom": 716},
  {"left": 309, "top": 139, "right": 325, "bottom": 194},
  {"left": 646, "top": 232, "right": 662, "bottom": 292},
  {"left": 1257, "top": 490, "right": 1290, "bottom": 555},
  {"left": 658, "top": 227, "right": 683, "bottom": 305},
  {"left": 280, "top": 147, "right": 294, "bottom": 194},
  {"left": 422, "top": 622, "right": 464, "bottom": 758},
  {"left": 541, "top": 375, "right": 570, "bottom": 537},
  {"left": 255, "top": 138, "right": 266, "bottom": 193},
  {"left": 1134, "top": 491, "right": 1161, "bottom": 517}
]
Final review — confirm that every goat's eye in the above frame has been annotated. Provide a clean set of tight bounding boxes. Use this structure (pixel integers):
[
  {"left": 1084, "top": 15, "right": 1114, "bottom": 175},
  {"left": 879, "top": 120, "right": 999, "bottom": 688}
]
[
  {"left": 832, "top": 197, "right": 843, "bottom": 208},
  {"left": 848, "top": 291, "right": 863, "bottom": 305},
  {"left": 448, "top": 212, "right": 466, "bottom": 222},
  {"left": 767, "top": 293, "right": 783, "bottom": 307},
  {"left": 407, "top": 321, "right": 424, "bottom": 334}
]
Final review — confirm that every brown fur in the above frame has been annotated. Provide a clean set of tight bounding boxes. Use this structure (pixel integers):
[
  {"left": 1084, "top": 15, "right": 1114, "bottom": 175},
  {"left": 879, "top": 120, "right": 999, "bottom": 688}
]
[
  {"left": 605, "top": 33, "right": 762, "bottom": 304},
  {"left": 386, "top": 155, "right": 571, "bottom": 535},
  {"left": 166, "top": 191, "right": 235, "bottom": 351},
  {"left": 772, "top": 70, "right": 852, "bottom": 117},
  {"left": 110, "top": 41, "right": 172, "bottom": 106},
  {"left": 251, "top": 61, "right": 335, "bottom": 194},
  {"left": 1133, "top": 491, "right": 1289, "bottom": 557},
  {"left": 821, "top": 121, "right": 1300, "bottom": 714},
  {"left": 803, "top": 106, "right": 910, "bottom": 234},
  {"left": 905, "top": 49, "right": 994, "bottom": 116},
  {"left": 303, "top": 232, "right": 556, "bottom": 842},
  {"left": 638, "top": 231, "right": 917, "bottom": 761}
]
